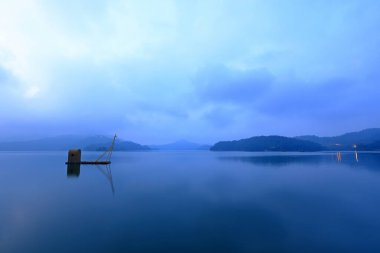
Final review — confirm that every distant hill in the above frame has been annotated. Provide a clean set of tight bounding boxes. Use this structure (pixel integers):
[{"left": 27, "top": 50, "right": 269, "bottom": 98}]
[
  {"left": 0, "top": 135, "right": 149, "bottom": 151},
  {"left": 210, "top": 136, "right": 325, "bottom": 152},
  {"left": 296, "top": 128, "right": 380, "bottom": 150},
  {"left": 2, "top": 128, "right": 380, "bottom": 152},
  {"left": 149, "top": 140, "right": 211, "bottom": 150},
  {"left": 85, "top": 140, "right": 150, "bottom": 151},
  {"left": 360, "top": 141, "right": 380, "bottom": 151}
]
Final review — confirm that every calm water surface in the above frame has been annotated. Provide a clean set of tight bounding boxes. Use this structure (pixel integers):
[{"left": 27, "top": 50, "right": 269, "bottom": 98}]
[{"left": 0, "top": 151, "right": 380, "bottom": 253}]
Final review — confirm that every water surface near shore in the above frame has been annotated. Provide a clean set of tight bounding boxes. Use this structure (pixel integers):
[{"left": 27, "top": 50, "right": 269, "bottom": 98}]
[{"left": 0, "top": 151, "right": 379, "bottom": 253}]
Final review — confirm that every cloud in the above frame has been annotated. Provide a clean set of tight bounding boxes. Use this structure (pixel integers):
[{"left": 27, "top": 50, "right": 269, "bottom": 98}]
[
  {"left": 0, "top": 65, "right": 20, "bottom": 108},
  {"left": 257, "top": 78, "right": 354, "bottom": 117},
  {"left": 255, "top": 75, "right": 380, "bottom": 121},
  {"left": 194, "top": 65, "right": 274, "bottom": 105},
  {"left": 188, "top": 65, "right": 275, "bottom": 131},
  {"left": 0, "top": 66, "right": 9, "bottom": 82},
  {"left": 0, "top": 0, "right": 380, "bottom": 142}
]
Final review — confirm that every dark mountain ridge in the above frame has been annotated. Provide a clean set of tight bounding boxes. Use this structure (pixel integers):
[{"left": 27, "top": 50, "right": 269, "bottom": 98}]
[
  {"left": 211, "top": 135, "right": 325, "bottom": 152},
  {"left": 85, "top": 140, "right": 150, "bottom": 151},
  {"left": 211, "top": 128, "right": 380, "bottom": 152},
  {"left": 0, "top": 135, "right": 149, "bottom": 151},
  {"left": 296, "top": 128, "right": 380, "bottom": 150},
  {"left": 0, "top": 128, "right": 379, "bottom": 152}
]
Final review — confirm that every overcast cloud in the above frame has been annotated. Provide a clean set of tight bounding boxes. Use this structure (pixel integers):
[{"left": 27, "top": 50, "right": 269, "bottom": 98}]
[{"left": 0, "top": 0, "right": 380, "bottom": 143}]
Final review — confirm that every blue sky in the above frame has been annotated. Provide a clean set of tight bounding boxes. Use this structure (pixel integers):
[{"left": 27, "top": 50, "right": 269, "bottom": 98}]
[{"left": 0, "top": 0, "right": 380, "bottom": 144}]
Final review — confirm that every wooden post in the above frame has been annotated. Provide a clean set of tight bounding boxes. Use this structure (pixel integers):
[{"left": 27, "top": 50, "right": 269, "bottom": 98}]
[{"left": 68, "top": 149, "right": 81, "bottom": 164}]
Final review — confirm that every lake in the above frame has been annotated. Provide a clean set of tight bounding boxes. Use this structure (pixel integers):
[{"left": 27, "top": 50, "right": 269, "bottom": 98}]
[{"left": 0, "top": 151, "right": 380, "bottom": 253}]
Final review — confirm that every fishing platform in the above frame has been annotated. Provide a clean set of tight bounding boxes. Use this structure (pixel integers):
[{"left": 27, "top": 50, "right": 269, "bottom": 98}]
[{"left": 65, "top": 134, "right": 117, "bottom": 165}]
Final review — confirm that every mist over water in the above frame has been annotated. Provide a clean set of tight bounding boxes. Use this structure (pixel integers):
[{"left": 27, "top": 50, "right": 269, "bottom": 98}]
[{"left": 1, "top": 151, "right": 380, "bottom": 253}]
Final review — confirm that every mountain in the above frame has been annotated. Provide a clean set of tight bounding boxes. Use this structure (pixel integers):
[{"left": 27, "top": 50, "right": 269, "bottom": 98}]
[
  {"left": 296, "top": 128, "right": 380, "bottom": 150},
  {"left": 149, "top": 140, "right": 211, "bottom": 150},
  {"left": 0, "top": 135, "right": 148, "bottom": 151},
  {"left": 0, "top": 135, "right": 110, "bottom": 151},
  {"left": 85, "top": 140, "right": 150, "bottom": 151},
  {"left": 360, "top": 141, "right": 380, "bottom": 151},
  {"left": 210, "top": 136, "right": 325, "bottom": 152}
]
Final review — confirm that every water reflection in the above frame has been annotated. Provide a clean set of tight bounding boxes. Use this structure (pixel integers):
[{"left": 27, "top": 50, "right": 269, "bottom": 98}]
[
  {"left": 336, "top": 151, "right": 359, "bottom": 162},
  {"left": 337, "top": 152, "right": 342, "bottom": 162},
  {"left": 219, "top": 154, "right": 328, "bottom": 166},
  {"left": 220, "top": 152, "right": 380, "bottom": 172},
  {"left": 67, "top": 163, "right": 80, "bottom": 177},
  {"left": 66, "top": 163, "right": 115, "bottom": 194},
  {"left": 96, "top": 165, "right": 115, "bottom": 195},
  {"left": 2, "top": 151, "right": 380, "bottom": 253}
]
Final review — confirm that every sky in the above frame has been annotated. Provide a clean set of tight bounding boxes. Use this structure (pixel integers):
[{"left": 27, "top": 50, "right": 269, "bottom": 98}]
[{"left": 0, "top": 0, "right": 380, "bottom": 144}]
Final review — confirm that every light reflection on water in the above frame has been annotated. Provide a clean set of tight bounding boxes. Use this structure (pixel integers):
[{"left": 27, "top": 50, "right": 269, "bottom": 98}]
[{"left": 0, "top": 151, "right": 380, "bottom": 253}]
